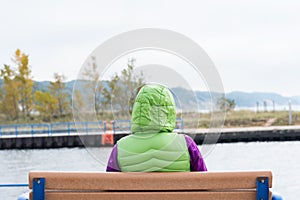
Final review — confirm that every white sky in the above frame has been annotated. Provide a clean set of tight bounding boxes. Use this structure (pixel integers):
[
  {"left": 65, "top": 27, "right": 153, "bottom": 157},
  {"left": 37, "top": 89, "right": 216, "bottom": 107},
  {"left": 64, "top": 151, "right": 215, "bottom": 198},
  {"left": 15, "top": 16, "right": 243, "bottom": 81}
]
[{"left": 0, "top": 0, "right": 299, "bottom": 96}]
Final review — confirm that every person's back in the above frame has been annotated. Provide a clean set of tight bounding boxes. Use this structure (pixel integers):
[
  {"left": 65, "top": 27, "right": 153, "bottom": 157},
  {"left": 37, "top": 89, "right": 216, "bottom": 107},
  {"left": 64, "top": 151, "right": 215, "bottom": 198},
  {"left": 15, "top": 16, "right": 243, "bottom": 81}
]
[{"left": 106, "top": 84, "right": 206, "bottom": 172}]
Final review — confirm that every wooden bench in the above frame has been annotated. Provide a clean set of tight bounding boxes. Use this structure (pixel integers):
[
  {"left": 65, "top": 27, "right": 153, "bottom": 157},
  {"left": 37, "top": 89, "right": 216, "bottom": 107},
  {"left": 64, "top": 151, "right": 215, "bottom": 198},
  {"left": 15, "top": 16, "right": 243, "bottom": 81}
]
[{"left": 29, "top": 171, "right": 272, "bottom": 200}]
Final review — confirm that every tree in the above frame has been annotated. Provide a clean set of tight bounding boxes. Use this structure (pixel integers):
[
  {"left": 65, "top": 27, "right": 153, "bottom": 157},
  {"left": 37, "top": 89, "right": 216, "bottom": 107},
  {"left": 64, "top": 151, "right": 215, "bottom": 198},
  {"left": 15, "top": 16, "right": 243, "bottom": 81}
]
[
  {"left": 49, "top": 73, "right": 70, "bottom": 117},
  {"left": 103, "top": 73, "right": 120, "bottom": 113},
  {"left": 0, "top": 64, "right": 20, "bottom": 120},
  {"left": 82, "top": 56, "right": 104, "bottom": 114},
  {"left": 34, "top": 91, "right": 58, "bottom": 121},
  {"left": 78, "top": 57, "right": 144, "bottom": 118},
  {"left": 14, "top": 49, "right": 34, "bottom": 120},
  {"left": 218, "top": 97, "right": 236, "bottom": 111},
  {"left": 0, "top": 49, "right": 34, "bottom": 121},
  {"left": 104, "top": 58, "right": 144, "bottom": 117},
  {"left": 73, "top": 89, "right": 85, "bottom": 112},
  {"left": 0, "top": 87, "right": 4, "bottom": 119}
]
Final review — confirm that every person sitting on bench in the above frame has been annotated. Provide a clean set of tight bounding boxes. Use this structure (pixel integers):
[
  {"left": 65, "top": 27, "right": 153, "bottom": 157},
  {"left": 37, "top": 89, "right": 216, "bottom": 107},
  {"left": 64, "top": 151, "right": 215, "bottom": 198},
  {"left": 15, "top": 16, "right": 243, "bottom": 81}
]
[{"left": 106, "top": 84, "right": 206, "bottom": 172}]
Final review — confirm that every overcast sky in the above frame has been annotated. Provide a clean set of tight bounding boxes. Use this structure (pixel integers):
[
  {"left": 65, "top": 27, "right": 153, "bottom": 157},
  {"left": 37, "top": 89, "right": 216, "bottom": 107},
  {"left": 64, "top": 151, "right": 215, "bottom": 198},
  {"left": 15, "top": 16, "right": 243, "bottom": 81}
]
[{"left": 1, "top": 0, "right": 299, "bottom": 96}]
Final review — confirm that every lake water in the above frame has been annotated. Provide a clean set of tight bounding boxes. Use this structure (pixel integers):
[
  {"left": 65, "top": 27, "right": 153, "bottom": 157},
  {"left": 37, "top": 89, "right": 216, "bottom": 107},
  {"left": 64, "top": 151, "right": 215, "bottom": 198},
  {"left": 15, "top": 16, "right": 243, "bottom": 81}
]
[{"left": 1, "top": 141, "right": 299, "bottom": 200}]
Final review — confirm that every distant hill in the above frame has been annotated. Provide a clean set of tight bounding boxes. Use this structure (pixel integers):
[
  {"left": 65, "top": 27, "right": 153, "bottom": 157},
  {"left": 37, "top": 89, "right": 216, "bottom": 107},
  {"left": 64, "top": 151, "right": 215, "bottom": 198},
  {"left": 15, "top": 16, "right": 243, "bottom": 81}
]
[
  {"left": 168, "top": 87, "right": 300, "bottom": 110},
  {"left": 1, "top": 79, "right": 300, "bottom": 109},
  {"left": 226, "top": 91, "right": 297, "bottom": 107}
]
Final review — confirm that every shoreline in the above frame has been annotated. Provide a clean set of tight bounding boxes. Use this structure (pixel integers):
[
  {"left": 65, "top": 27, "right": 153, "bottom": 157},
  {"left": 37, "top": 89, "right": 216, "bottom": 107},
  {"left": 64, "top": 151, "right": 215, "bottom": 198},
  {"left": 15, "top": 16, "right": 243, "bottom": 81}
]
[{"left": 1, "top": 126, "right": 300, "bottom": 150}]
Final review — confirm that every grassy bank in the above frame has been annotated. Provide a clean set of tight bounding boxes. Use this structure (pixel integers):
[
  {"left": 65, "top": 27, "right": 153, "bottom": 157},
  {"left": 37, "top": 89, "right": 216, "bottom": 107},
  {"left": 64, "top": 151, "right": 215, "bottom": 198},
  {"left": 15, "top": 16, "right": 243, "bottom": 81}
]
[
  {"left": 1, "top": 110, "right": 300, "bottom": 128},
  {"left": 193, "top": 110, "right": 300, "bottom": 128}
]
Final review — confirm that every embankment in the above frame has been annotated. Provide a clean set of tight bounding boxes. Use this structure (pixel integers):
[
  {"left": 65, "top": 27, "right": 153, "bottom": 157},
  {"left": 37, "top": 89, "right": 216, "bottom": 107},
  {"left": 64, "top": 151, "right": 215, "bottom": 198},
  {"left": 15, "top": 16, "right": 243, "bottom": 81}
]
[{"left": 1, "top": 126, "right": 300, "bottom": 149}]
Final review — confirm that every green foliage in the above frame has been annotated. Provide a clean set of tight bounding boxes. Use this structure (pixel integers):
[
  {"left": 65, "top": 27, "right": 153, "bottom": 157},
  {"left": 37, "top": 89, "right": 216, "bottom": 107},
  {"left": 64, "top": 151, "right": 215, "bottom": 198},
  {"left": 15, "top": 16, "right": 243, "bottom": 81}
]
[
  {"left": 0, "top": 86, "right": 4, "bottom": 118},
  {"left": 0, "top": 50, "right": 34, "bottom": 121},
  {"left": 3, "top": 50, "right": 299, "bottom": 128},
  {"left": 82, "top": 56, "right": 103, "bottom": 113},
  {"left": 82, "top": 57, "right": 144, "bottom": 117},
  {"left": 218, "top": 97, "right": 236, "bottom": 111},
  {"left": 103, "top": 62, "right": 144, "bottom": 117},
  {"left": 14, "top": 49, "right": 34, "bottom": 120},
  {"left": 0, "top": 64, "right": 20, "bottom": 120},
  {"left": 34, "top": 90, "right": 58, "bottom": 122},
  {"left": 49, "top": 73, "right": 70, "bottom": 117},
  {"left": 1, "top": 51, "right": 146, "bottom": 123},
  {"left": 73, "top": 89, "right": 85, "bottom": 112}
]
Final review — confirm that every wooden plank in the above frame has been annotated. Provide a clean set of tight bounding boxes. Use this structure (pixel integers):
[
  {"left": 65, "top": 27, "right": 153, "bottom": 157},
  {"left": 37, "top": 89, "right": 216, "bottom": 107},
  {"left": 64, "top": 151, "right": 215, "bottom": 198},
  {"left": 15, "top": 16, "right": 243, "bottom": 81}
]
[
  {"left": 29, "top": 171, "right": 272, "bottom": 190},
  {"left": 30, "top": 191, "right": 273, "bottom": 200},
  {"left": 29, "top": 191, "right": 259, "bottom": 200}
]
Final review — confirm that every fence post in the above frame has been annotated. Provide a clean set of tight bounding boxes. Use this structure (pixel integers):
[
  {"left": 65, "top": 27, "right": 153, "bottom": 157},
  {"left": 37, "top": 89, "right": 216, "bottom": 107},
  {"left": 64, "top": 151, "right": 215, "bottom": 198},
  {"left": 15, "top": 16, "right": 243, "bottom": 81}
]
[
  {"left": 129, "top": 120, "right": 131, "bottom": 131},
  {"left": 112, "top": 121, "right": 115, "bottom": 134},
  {"left": 49, "top": 124, "right": 52, "bottom": 136},
  {"left": 15, "top": 125, "right": 18, "bottom": 137},
  {"left": 85, "top": 122, "right": 89, "bottom": 135},
  {"left": 103, "top": 121, "right": 107, "bottom": 133},
  {"left": 67, "top": 122, "right": 71, "bottom": 135},
  {"left": 289, "top": 100, "right": 293, "bottom": 125},
  {"left": 181, "top": 118, "right": 184, "bottom": 131},
  {"left": 31, "top": 124, "right": 34, "bottom": 136}
]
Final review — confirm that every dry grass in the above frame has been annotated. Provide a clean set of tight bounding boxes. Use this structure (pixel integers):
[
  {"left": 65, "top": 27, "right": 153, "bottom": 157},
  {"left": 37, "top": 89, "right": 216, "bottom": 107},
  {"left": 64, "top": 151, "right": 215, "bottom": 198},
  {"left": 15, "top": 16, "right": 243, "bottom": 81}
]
[
  {"left": 179, "top": 110, "right": 300, "bottom": 128},
  {"left": 1, "top": 110, "right": 300, "bottom": 128}
]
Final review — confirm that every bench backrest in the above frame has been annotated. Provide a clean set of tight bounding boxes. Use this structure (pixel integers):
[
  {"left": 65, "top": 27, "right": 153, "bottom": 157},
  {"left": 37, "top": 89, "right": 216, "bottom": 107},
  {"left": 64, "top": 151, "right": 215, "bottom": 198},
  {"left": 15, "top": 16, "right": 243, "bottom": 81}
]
[{"left": 29, "top": 171, "right": 272, "bottom": 200}]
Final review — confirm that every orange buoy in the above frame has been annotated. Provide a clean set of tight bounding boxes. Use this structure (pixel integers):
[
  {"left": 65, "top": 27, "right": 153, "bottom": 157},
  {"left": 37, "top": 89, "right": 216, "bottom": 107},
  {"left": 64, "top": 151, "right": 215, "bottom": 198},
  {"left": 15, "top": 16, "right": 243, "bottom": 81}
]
[{"left": 101, "top": 133, "right": 114, "bottom": 145}]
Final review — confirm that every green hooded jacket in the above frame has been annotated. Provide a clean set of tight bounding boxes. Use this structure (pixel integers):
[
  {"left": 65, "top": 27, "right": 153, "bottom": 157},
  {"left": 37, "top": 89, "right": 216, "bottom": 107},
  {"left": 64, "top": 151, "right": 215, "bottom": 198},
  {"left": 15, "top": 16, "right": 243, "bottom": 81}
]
[{"left": 117, "top": 84, "right": 190, "bottom": 172}]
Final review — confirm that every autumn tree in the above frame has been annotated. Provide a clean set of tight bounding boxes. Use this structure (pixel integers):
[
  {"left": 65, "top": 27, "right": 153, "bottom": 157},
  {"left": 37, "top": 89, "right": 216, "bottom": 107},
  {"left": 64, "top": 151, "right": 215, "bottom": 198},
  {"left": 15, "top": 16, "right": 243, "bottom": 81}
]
[
  {"left": 34, "top": 91, "right": 58, "bottom": 121},
  {"left": 82, "top": 56, "right": 103, "bottom": 114},
  {"left": 49, "top": 73, "right": 70, "bottom": 117},
  {"left": 14, "top": 49, "right": 34, "bottom": 120},
  {"left": 218, "top": 97, "right": 236, "bottom": 111},
  {"left": 75, "top": 57, "right": 144, "bottom": 120},
  {"left": 101, "top": 73, "right": 120, "bottom": 118},
  {"left": 0, "top": 49, "right": 34, "bottom": 121},
  {"left": 0, "top": 65, "right": 20, "bottom": 120},
  {"left": 73, "top": 89, "right": 85, "bottom": 112},
  {"left": 0, "top": 86, "right": 4, "bottom": 119},
  {"left": 103, "top": 58, "right": 144, "bottom": 117}
]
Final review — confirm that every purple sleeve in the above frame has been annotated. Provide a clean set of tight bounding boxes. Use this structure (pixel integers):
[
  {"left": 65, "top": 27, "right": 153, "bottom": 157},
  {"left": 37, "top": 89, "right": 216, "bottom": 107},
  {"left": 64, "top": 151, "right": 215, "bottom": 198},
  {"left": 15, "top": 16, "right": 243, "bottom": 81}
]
[
  {"left": 184, "top": 135, "right": 207, "bottom": 171},
  {"left": 106, "top": 136, "right": 207, "bottom": 172},
  {"left": 106, "top": 144, "right": 121, "bottom": 172}
]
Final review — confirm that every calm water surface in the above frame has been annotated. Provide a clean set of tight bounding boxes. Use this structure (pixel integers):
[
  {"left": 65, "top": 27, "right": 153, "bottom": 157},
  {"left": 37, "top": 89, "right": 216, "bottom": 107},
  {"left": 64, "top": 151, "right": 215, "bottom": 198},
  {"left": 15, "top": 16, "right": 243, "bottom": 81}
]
[{"left": 1, "top": 141, "right": 299, "bottom": 200}]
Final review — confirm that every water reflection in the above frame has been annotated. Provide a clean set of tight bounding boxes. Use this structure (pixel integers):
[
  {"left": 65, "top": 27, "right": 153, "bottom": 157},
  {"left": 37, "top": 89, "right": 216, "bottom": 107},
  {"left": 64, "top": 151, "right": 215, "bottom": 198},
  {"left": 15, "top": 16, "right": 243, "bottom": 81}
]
[{"left": 1, "top": 142, "right": 299, "bottom": 200}]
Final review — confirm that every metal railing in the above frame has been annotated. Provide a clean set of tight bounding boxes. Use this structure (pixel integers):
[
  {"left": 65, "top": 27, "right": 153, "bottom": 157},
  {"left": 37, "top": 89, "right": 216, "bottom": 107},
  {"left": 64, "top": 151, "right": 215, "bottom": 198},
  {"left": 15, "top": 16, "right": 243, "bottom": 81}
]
[
  {"left": 0, "top": 183, "right": 29, "bottom": 200},
  {"left": 0, "top": 183, "right": 28, "bottom": 187},
  {"left": 0, "top": 118, "right": 184, "bottom": 138},
  {"left": 0, "top": 121, "right": 106, "bottom": 137}
]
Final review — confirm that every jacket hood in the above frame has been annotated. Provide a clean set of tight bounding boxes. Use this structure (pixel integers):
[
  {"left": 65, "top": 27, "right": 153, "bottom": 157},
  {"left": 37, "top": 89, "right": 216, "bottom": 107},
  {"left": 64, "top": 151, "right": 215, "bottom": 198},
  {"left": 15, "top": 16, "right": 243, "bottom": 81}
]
[{"left": 131, "top": 84, "right": 176, "bottom": 134}]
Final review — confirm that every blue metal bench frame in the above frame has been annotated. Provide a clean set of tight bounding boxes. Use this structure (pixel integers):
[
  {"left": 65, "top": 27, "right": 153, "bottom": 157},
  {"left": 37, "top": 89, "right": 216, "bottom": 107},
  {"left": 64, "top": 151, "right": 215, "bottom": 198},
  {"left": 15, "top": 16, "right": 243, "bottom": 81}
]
[{"left": 31, "top": 176, "right": 270, "bottom": 200}]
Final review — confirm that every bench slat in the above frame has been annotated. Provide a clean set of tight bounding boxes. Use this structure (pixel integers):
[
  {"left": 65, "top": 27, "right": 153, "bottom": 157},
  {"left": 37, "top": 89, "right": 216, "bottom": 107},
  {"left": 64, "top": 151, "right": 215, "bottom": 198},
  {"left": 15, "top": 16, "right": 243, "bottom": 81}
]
[
  {"left": 29, "top": 171, "right": 272, "bottom": 191},
  {"left": 30, "top": 191, "right": 264, "bottom": 200}
]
